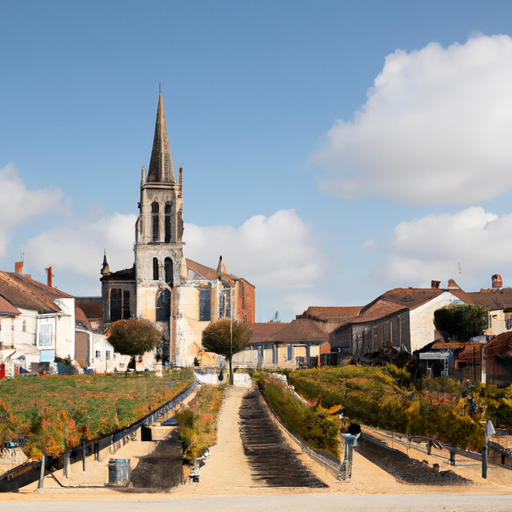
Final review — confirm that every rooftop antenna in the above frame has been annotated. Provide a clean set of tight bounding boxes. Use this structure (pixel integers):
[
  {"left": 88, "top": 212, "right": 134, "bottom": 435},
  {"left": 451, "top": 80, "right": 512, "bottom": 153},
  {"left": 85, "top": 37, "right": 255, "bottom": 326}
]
[
  {"left": 159, "top": 83, "right": 161, "bottom": 93},
  {"left": 458, "top": 262, "right": 462, "bottom": 275}
]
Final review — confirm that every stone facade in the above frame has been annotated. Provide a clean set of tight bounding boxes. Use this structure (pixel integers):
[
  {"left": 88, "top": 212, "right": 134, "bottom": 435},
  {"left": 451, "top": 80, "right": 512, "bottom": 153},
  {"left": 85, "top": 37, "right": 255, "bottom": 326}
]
[{"left": 100, "top": 93, "right": 256, "bottom": 367}]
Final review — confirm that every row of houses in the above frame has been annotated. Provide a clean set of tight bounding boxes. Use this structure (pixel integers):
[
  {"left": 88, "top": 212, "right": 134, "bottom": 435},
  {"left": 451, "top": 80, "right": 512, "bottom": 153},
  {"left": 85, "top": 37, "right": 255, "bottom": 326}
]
[
  {"left": 0, "top": 263, "right": 130, "bottom": 376},
  {"left": 235, "top": 277, "right": 512, "bottom": 386}
]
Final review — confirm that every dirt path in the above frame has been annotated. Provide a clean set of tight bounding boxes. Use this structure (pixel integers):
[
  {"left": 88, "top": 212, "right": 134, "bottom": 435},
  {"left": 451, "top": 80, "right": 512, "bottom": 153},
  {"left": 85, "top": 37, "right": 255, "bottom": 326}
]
[{"left": 199, "top": 386, "right": 255, "bottom": 489}]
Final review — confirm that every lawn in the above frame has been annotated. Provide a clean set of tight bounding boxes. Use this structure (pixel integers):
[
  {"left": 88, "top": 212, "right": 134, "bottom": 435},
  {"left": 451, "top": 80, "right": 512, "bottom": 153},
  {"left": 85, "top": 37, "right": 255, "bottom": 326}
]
[{"left": 0, "top": 369, "right": 193, "bottom": 457}]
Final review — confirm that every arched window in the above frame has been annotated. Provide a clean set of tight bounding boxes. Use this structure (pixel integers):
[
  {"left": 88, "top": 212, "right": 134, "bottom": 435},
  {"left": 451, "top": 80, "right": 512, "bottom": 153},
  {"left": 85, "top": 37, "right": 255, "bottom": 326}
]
[
  {"left": 153, "top": 257, "right": 159, "bottom": 280},
  {"left": 165, "top": 257, "right": 173, "bottom": 287},
  {"left": 151, "top": 202, "right": 159, "bottom": 242},
  {"left": 156, "top": 289, "right": 171, "bottom": 322},
  {"left": 165, "top": 202, "right": 172, "bottom": 243}
]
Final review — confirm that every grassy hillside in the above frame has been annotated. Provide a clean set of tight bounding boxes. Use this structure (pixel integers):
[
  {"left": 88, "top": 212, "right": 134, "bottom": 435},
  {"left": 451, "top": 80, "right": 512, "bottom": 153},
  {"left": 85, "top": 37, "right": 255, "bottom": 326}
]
[{"left": 0, "top": 369, "right": 193, "bottom": 457}]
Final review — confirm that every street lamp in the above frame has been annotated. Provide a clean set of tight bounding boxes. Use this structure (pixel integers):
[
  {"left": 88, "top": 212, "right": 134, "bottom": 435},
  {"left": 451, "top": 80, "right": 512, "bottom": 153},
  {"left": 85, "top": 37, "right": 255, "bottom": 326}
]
[{"left": 482, "top": 419, "right": 496, "bottom": 479}]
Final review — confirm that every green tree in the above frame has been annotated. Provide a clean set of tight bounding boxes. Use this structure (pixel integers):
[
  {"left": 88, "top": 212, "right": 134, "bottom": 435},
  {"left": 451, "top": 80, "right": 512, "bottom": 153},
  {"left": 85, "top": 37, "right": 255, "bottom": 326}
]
[
  {"left": 434, "top": 304, "right": 488, "bottom": 342},
  {"left": 201, "top": 319, "right": 253, "bottom": 383},
  {"left": 108, "top": 318, "right": 161, "bottom": 357}
]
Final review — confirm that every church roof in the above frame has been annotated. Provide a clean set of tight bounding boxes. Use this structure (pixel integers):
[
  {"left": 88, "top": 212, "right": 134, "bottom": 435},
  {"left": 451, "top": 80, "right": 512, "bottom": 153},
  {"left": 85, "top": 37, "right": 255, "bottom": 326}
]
[{"left": 147, "top": 92, "right": 175, "bottom": 184}]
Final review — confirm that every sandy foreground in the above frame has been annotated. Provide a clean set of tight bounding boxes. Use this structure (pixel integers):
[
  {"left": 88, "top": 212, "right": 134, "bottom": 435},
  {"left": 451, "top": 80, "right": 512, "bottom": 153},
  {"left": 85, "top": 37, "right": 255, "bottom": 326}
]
[{"left": 1, "top": 385, "right": 512, "bottom": 504}]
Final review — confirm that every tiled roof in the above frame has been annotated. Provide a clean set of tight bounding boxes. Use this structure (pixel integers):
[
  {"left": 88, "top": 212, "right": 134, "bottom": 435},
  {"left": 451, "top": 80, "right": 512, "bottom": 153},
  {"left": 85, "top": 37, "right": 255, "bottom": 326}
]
[
  {"left": 6, "top": 272, "right": 73, "bottom": 300},
  {"left": 378, "top": 288, "right": 447, "bottom": 309},
  {"left": 0, "top": 296, "right": 20, "bottom": 316},
  {"left": 0, "top": 272, "right": 62, "bottom": 314},
  {"left": 268, "top": 319, "right": 329, "bottom": 343},
  {"left": 75, "top": 306, "right": 92, "bottom": 328},
  {"left": 248, "top": 319, "right": 328, "bottom": 344},
  {"left": 186, "top": 258, "right": 253, "bottom": 285},
  {"left": 485, "top": 332, "right": 512, "bottom": 358},
  {"left": 248, "top": 323, "right": 287, "bottom": 344},
  {"left": 352, "top": 298, "right": 406, "bottom": 323},
  {"left": 456, "top": 342, "right": 484, "bottom": 362},
  {"left": 466, "top": 289, "right": 512, "bottom": 310},
  {"left": 187, "top": 259, "right": 223, "bottom": 281},
  {"left": 297, "top": 306, "right": 362, "bottom": 323}
]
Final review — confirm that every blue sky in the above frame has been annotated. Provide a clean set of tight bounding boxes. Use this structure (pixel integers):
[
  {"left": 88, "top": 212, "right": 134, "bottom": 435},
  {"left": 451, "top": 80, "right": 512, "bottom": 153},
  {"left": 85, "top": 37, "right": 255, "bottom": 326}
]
[{"left": 3, "top": 1, "right": 512, "bottom": 321}]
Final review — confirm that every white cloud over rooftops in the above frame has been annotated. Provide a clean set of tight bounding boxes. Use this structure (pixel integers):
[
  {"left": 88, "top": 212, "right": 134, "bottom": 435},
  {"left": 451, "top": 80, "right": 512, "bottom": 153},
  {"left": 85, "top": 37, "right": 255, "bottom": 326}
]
[
  {"left": 24, "top": 209, "right": 138, "bottom": 279},
  {"left": 369, "top": 206, "right": 512, "bottom": 290},
  {"left": 311, "top": 35, "right": 512, "bottom": 206},
  {"left": 0, "top": 164, "right": 67, "bottom": 258}
]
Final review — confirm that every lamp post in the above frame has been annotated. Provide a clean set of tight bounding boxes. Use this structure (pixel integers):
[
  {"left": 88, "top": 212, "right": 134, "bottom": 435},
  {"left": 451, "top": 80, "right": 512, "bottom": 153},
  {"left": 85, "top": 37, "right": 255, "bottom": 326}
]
[
  {"left": 482, "top": 419, "right": 495, "bottom": 479},
  {"left": 230, "top": 286, "right": 233, "bottom": 385}
]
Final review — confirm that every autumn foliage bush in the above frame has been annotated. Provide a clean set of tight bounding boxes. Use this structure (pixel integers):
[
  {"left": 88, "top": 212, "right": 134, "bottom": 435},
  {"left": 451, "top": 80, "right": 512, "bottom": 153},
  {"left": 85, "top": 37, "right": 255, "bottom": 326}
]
[
  {"left": 286, "top": 365, "right": 512, "bottom": 451},
  {"left": 0, "top": 369, "right": 193, "bottom": 458},
  {"left": 174, "top": 385, "right": 224, "bottom": 461}
]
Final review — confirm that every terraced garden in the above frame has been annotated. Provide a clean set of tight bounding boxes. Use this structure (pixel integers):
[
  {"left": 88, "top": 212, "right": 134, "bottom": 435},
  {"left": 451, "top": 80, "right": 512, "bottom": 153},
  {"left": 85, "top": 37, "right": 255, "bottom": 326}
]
[{"left": 0, "top": 369, "right": 194, "bottom": 458}]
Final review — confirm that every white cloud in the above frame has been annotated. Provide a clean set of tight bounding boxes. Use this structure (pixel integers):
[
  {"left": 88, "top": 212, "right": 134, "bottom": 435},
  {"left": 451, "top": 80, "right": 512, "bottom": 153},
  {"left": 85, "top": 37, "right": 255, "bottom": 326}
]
[
  {"left": 311, "top": 35, "right": 512, "bottom": 206},
  {"left": 184, "top": 209, "right": 326, "bottom": 289},
  {"left": 0, "top": 164, "right": 67, "bottom": 257},
  {"left": 369, "top": 206, "right": 512, "bottom": 289},
  {"left": 362, "top": 239, "right": 377, "bottom": 250},
  {"left": 23, "top": 207, "right": 325, "bottom": 300},
  {"left": 24, "top": 208, "right": 137, "bottom": 279}
]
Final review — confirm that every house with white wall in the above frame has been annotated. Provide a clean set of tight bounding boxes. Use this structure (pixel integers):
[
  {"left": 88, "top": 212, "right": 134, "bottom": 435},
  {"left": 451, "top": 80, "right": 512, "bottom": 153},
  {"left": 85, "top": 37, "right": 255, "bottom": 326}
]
[{"left": 0, "top": 265, "right": 76, "bottom": 371}]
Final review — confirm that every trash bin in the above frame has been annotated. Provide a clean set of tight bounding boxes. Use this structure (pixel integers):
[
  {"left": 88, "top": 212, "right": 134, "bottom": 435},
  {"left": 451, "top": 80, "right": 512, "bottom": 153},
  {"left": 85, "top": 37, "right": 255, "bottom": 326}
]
[{"left": 108, "top": 458, "right": 131, "bottom": 486}]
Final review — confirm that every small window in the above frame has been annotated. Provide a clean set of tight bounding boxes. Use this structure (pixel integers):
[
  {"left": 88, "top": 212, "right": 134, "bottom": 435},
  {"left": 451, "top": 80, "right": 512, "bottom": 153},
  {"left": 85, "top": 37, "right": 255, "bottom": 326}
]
[
  {"left": 22, "top": 320, "right": 26, "bottom": 332},
  {"left": 153, "top": 257, "right": 159, "bottom": 280},
  {"left": 165, "top": 257, "right": 173, "bottom": 286},
  {"left": 151, "top": 202, "right": 159, "bottom": 242},
  {"left": 165, "top": 202, "right": 172, "bottom": 243},
  {"left": 106, "top": 350, "right": 111, "bottom": 360},
  {"left": 95, "top": 350, "right": 101, "bottom": 358}
]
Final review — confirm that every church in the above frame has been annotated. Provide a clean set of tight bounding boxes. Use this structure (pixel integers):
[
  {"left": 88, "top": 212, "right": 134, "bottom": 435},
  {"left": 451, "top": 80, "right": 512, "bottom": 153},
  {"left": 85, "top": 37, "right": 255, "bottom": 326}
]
[{"left": 100, "top": 93, "right": 255, "bottom": 367}]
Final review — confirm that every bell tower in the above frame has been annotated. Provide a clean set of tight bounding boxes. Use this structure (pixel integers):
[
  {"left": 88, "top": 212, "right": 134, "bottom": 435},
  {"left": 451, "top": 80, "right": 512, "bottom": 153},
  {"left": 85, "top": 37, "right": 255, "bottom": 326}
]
[{"left": 134, "top": 92, "right": 187, "bottom": 326}]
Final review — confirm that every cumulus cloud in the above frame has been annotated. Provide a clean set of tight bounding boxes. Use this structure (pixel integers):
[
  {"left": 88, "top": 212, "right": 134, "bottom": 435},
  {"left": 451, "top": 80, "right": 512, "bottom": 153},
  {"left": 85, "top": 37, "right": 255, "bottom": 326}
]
[
  {"left": 311, "top": 35, "right": 512, "bottom": 206},
  {"left": 184, "top": 209, "right": 325, "bottom": 289},
  {"left": 369, "top": 206, "right": 512, "bottom": 289},
  {"left": 24, "top": 209, "right": 137, "bottom": 279},
  {"left": 0, "top": 164, "right": 67, "bottom": 257},
  {"left": 23, "top": 207, "right": 324, "bottom": 296}
]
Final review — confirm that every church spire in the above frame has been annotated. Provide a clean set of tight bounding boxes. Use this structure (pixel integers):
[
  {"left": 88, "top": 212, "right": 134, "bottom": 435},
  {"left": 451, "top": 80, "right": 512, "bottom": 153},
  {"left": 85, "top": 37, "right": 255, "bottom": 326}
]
[{"left": 147, "top": 92, "right": 175, "bottom": 183}]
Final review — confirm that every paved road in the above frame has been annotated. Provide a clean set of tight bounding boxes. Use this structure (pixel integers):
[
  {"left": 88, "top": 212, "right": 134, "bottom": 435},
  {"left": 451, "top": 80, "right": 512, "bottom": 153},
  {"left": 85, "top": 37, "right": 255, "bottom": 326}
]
[{"left": 2, "top": 494, "right": 512, "bottom": 511}]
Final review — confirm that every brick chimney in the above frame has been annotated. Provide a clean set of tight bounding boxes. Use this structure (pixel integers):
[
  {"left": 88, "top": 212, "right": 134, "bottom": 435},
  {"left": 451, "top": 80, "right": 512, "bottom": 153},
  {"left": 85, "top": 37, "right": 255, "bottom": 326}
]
[
  {"left": 14, "top": 261, "right": 23, "bottom": 274},
  {"left": 46, "top": 266, "right": 53, "bottom": 288}
]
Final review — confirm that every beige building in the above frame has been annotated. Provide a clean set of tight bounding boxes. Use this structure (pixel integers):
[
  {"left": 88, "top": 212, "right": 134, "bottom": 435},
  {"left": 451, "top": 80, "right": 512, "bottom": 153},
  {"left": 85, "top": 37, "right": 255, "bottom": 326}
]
[{"left": 101, "top": 93, "right": 255, "bottom": 367}]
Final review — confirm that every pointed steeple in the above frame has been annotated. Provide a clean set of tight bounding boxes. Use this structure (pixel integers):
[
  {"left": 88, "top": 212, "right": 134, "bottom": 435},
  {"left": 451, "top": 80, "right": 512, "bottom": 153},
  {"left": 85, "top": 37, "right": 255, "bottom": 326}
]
[
  {"left": 147, "top": 92, "right": 175, "bottom": 183},
  {"left": 101, "top": 250, "right": 110, "bottom": 275}
]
